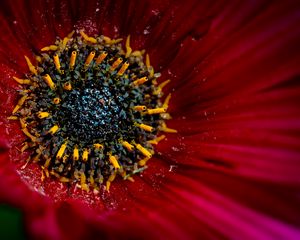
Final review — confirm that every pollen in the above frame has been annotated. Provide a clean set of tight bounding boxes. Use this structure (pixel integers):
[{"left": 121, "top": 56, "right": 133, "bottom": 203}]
[{"left": 9, "top": 30, "right": 176, "bottom": 193}]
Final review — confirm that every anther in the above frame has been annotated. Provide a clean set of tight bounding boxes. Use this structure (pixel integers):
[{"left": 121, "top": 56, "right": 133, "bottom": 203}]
[
  {"left": 13, "top": 77, "right": 33, "bottom": 85},
  {"left": 24, "top": 56, "right": 38, "bottom": 75},
  {"left": 95, "top": 51, "right": 108, "bottom": 65},
  {"left": 21, "top": 128, "right": 37, "bottom": 142},
  {"left": 147, "top": 108, "right": 166, "bottom": 115},
  {"left": 136, "top": 123, "right": 153, "bottom": 132},
  {"left": 109, "top": 57, "right": 123, "bottom": 72},
  {"left": 121, "top": 141, "right": 134, "bottom": 151},
  {"left": 53, "top": 98, "right": 61, "bottom": 104},
  {"left": 63, "top": 82, "right": 72, "bottom": 91},
  {"left": 84, "top": 51, "right": 96, "bottom": 67},
  {"left": 82, "top": 148, "right": 89, "bottom": 162},
  {"left": 37, "top": 112, "right": 50, "bottom": 119},
  {"left": 12, "top": 95, "right": 27, "bottom": 114},
  {"left": 56, "top": 141, "right": 68, "bottom": 160},
  {"left": 41, "top": 45, "right": 58, "bottom": 51},
  {"left": 135, "top": 144, "right": 152, "bottom": 158},
  {"left": 53, "top": 54, "right": 61, "bottom": 72},
  {"left": 125, "top": 35, "right": 132, "bottom": 58},
  {"left": 93, "top": 143, "right": 104, "bottom": 150},
  {"left": 117, "top": 62, "right": 129, "bottom": 75},
  {"left": 148, "top": 135, "right": 166, "bottom": 145},
  {"left": 162, "top": 93, "right": 171, "bottom": 109},
  {"left": 70, "top": 51, "right": 77, "bottom": 69},
  {"left": 48, "top": 124, "right": 59, "bottom": 135},
  {"left": 43, "top": 74, "right": 56, "bottom": 90},
  {"left": 79, "top": 30, "right": 97, "bottom": 44},
  {"left": 133, "top": 105, "right": 147, "bottom": 111},
  {"left": 73, "top": 145, "right": 79, "bottom": 161},
  {"left": 132, "top": 77, "right": 148, "bottom": 86},
  {"left": 159, "top": 122, "right": 177, "bottom": 133},
  {"left": 109, "top": 154, "right": 120, "bottom": 169}
]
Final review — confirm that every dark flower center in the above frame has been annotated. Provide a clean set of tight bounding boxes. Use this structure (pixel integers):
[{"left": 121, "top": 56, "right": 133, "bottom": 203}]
[{"left": 10, "top": 30, "right": 176, "bottom": 192}]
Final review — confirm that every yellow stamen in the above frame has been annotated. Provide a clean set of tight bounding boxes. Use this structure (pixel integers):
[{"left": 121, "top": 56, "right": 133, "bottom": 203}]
[
  {"left": 56, "top": 141, "right": 68, "bottom": 160},
  {"left": 24, "top": 56, "right": 38, "bottom": 75},
  {"left": 48, "top": 124, "right": 59, "bottom": 135},
  {"left": 117, "top": 62, "right": 129, "bottom": 75},
  {"left": 109, "top": 154, "right": 120, "bottom": 169},
  {"left": 133, "top": 105, "right": 147, "bottom": 111},
  {"left": 12, "top": 95, "right": 27, "bottom": 114},
  {"left": 20, "top": 143, "right": 29, "bottom": 152},
  {"left": 13, "top": 77, "right": 32, "bottom": 85},
  {"left": 135, "top": 144, "right": 152, "bottom": 158},
  {"left": 103, "top": 36, "right": 123, "bottom": 45},
  {"left": 147, "top": 108, "right": 166, "bottom": 115},
  {"left": 162, "top": 93, "right": 171, "bottom": 109},
  {"left": 132, "top": 76, "right": 148, "bottom": 86},
  {"left": 106, "top": 171, "right": 117, "bottom": 192},
  {"left": 44, "top": 158, "right": 51, "bottom": 168},
  {"left": 70, "top": 51, "right": 77, "bottom": 69},
  {"left": 138, "top": 157, "right": 151, "bottom": 166},
  {"left": 110, "top": 57, "right": 123, "bottom": 72},
  {"left": 160, "top": 122, "right": 177, "bottom": 133},
  {"left": 63, "top": 82, "right": 72, "bottom": 91},
  {"left": 80, "top": 172, "right": 89, "bottom": 192},
  {"left": 53, "top": 98, "right": 61, "bottom": 104},
  {"left": 73, "top": 145, "right": 79, "bottom": 161},
  {"left": 53, "top": 54, "right": 61, "bottom": 72},
  {"left": 148, "top": 135, "right": 166, "bottom": 145},
  {"left": 121, "top": 141, "right": 134, "bottom": 151},
  {"left": 41, "top": 45, "right": 58, "bottom": 51},
  {"left": 82, "top": 148, "right": 89, "bottom": 162},
  {"left": 19, "top": 118, "right": 27, "bottom": 129},
  {"left": 154, "top": 79, "right": 170, "bottom": 95},
  {"left": 43, "top": 74, "right": 56, "bottom": 90},
  {"left": 7, "top": 116, "right": 18, "bottom": 120},
  {"left": 125, "top": 35, "right": 132, "bottom": 58},
  {"left": 137, "top": 123, "right": 153, "bottom": 132},
  {"left": 85, "top": 51, "right": 96, "bottom": 67},
  {"left": 21, "top": 128, "right": 37, "bottom": 142},
  {"left": 36, "top": 56, "right": 42, "bottom": 63},
  {"left": 79, "top": 30, "right": 97, "bottom": 44},
  {"left": 93, "top": 143, "right": 104, "bottom": 150},
  {"left": 131, "top": 50, "right": 145, "bottom": 57},
  {"left": 95, "top": 51, "right": 108, "bottom": 65},
  {"left": 145, "top": 54, "right": 154, "bottom": 78},
  {"left": 37, "top": 112, "right": 50, "bottom": 119}
]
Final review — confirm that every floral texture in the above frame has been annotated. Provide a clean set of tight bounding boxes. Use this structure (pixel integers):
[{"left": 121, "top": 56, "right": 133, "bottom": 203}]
[{"left": 0, "top": 0, "right": 300, "bottom": 239}]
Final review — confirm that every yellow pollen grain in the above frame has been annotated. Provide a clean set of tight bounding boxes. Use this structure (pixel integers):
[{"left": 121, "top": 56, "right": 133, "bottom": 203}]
[
  {"left": 73, "top": 146, "right": 79, "bottom": 161},
  {"left": 82, "top": 148, "right": 89, "bottom": 162},
  {"left": 48, "top": 124, "right": 59, "bottom": 135},
  {"left": 96, "top": 51, "right": 108, "bottom": 65},
  {"left": 133, "top": 76, "right": 148, "bottom": 86},
  {"left": 12, "top": 95, "right": 27, "bottom": 114},
  {"left": 109, "top": 155, "right": 120, "bottom": 169},
  {"left": 137, "top": 123, "right": 153, "bottom": 132},
  {"left": 53, "top": 54, "right": 61, "bottom": 71},
  {"left": 85, "top": 51, "right": 95, "bottom": 67},
  {"left": 79, "top": 30, "right": 97, "bottom": 44},
  {"left": 121, "top": 141, "right": 134, "bottom": 151},
  {"left": 24, "top": 56, "right": 38, "bottom": 75},
  {"left": 37, "top": 112, "right": 50, "bottom": 119},
  {"left": 41, "top": 45, "right": 58, "bottom": 51},
  {"left": 56, "top": 141, "right": 68, "bottom": 160},
  {"left": 148, "top": 135, "right": 166, "bottom": 145},
  {"left": 133, "top": 105, "right": 146, "bottom": 111},
  {"left": 63, "top": 82, "right": 72, "bottom": 91},
  {"left": 136, "top": 144, "right": 152, "bottom": 158},
  {"left": 70, "top": 51, "right": 77, "bottom": 68},
  {"left": 147, "top": 108, "right": 166, "bottom": 115},
  {"left": 117, "top": 62, "right": 129, "bottom": 75},
  {"left": 110, "top": 57, "right": 123, "bottom": 72},
  {"left": 43, "top": 74, "right": 56, "bottom": 90},
  {"left": 125, "top": 35, "right": 132, "bottom": 58}
]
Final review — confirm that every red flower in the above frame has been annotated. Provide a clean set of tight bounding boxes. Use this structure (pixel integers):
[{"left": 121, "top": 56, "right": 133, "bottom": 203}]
[{"left": 1, "top": 0, "right": 300, "bottom": 239}]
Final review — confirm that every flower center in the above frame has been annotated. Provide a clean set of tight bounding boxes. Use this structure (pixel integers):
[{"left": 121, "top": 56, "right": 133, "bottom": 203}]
[{"left": 10, "top": 30, "right": 176, "bottom": 192}]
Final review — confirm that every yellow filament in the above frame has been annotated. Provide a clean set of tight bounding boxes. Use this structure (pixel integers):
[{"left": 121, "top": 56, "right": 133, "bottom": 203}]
[
  {"left": 21, "top": 128, "right": 37, "bottom": 142},
  {"left": 133, "top": 105, "right": 146, "bottom": 111},
  {"left": 138, "top": 157, "right": 150, "bottom": 166},
  {"left": 56, "top": 141, "right": 68, "bottom": 159},
  {"left": 37, "top": 112, "right": 50, "bottom": 119},
  {"left": 136, "top": 144, "right": 152, "bottom": 158},
  {"left": 7, "top": 116, "right": 18, "bottom": 120},
  {"left": 79, "top": 30, "right": 97, "bottom": 44},
  {"left": 62, "top": 30, "right": 75, "bottom": 48},
  {"left": 53, "top": 54, "right": 61, "bottom": 71},
  {"left": 148, "top": 135, "right": 166, "bottom": 145},
  {"left": 53, "top": 98, "right": 61, "bottom": 104},
  {"left": 117, "top": 62, "right": 129, "bottom": 75},
  {"left": 163, "top": 93, "right": 172, "bottom": 109},
  {"left": 48, "top": 124, "right": 59, "bottom": 135},
  {"left": 73, "top": 146, "right": 79, "bottom": 161},
  {"left": 93, "top": 143, "right": 104, "bottom": 150},
  {"left": 125, "top": 35, "right": 132, "bottom": 58},
  {"left": 12, "top": 95, "right": 27, "bottom": 114},
  {"left": 147, "top": 108, "right": 166, "bottom": 115},
  {"left": 80, "top": 172, "right": 89, "bottom": 192},
  {"left": 109, "top": 155, "right": 120, "bottom": 169},
  {"left": 41, "top": 45, "right": 58, "bottom": 51},
  {"left": 121, "top": 141, "right": 134, "bottom": 151},
  {"left": 137, "top": 123, "right": 153, "bottom": 132},
  {"left": 133, "top": 77, "right": 148, "bottom": 86},
  {"left": 24, "top": 56, "right": 38, "bottom": 75},
  {"left": 63, "top": 82, "right": 72, "bottom": 91},
  {"left": 44, "top": 158, "right": 51, "bottom": 168},
  {"left": 43, "top": 74, "right": 56, "bottom": 90},
  {"left": 82, "top": 148, "right": 89, "bottom": 162},
  {"left": 13, "top": 77, "right": 32, "bottom": 85},
  {"left": 160, "top": 123, "right": 177, "bottom": 133},
  {"left": 70, "top": 51, "right": 77, "bottom": 68},
  {"left": 131, "top": 50, "right": 145, "bottom": 57},
  {"left": 95, "top": 51, "right": 108, "bottom": 64},
  {"left": 19, "top": 118, "right": 27, "bottom": 129},
  {"left": 110, "top": 57, "right": 123, "bottom": 72},
  {"left": 154, "top": 79, "right": 170, "bottom": 95},
  {"left": 106, "top": 171, "right": 117, "bottom": 192},
  {"left": 85, "top": 51, "right": 96, "bottom": 66}
]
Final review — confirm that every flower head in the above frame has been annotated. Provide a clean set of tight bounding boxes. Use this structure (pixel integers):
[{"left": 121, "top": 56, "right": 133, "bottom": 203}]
[{"left": 0, "top": 0, "right": 300, "bottom": 239}]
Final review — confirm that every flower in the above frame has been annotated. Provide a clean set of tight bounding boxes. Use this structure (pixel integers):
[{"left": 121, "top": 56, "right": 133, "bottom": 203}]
[{"left": 1, "top": 0, "right": 300, "bottom": 239}]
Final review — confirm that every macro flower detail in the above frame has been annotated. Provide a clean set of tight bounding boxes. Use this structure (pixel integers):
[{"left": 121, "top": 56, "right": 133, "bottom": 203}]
[{"left": 8, "top": 30, "right": 176, "bottom": 192}]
